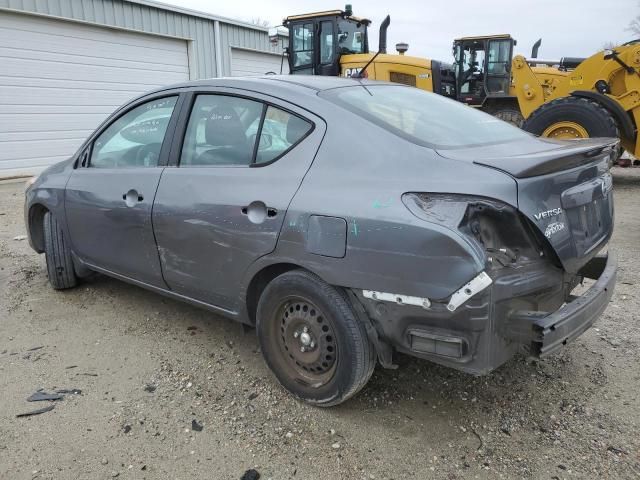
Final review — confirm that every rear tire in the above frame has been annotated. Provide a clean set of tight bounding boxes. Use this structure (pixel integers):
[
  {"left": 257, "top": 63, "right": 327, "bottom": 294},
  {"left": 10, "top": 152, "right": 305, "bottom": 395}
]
[
  {"left": 256, "top": 270, "right": 375, "bottom": 407},
  {"left": 523, "top": 96, "right": 619, "bottom": 141},
  {"left": 43, "top": 212, "right": 78, "bottom": 290}
]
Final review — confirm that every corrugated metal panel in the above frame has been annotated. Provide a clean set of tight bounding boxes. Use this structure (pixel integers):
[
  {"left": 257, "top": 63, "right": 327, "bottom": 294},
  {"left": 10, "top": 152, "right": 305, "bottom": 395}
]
[
  {"left": 219, "top": 23, "right": 286, "bottom": 77},
  {"left": 0, "top": 0, "right": 288, "bottom": 77},
  {"left": 0, "top": 9, "right": 189, "bottom": 172},
  {"left": 0, "top": 0, "right": 222, "bottom": 77},
  {"left": 230, "top": 48, "right": 289, "bottom": 76}
]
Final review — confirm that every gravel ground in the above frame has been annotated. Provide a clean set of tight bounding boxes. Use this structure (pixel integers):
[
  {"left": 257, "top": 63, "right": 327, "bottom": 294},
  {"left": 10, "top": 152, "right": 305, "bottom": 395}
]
[{"left": 1, "top": 168, "right": 639, "bottom": 480}]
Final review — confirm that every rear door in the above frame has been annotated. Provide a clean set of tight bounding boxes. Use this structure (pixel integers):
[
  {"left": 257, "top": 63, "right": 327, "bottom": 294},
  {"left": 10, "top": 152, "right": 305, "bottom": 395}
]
[
  {"left": 152, "top": 88, "right": 325, "bottom": 311},
  {"left": 65, "top": 94, "right": 182, "bottom": 287}
]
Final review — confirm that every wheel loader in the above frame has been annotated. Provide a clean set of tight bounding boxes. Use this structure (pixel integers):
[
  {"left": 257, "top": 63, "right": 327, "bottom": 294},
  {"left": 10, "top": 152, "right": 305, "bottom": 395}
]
[
  {"left": 280, "top": 6, "right": 639, "bottom": 156},
  {"left": 513, "top": 43, "right": 640, "bottom": 158}
]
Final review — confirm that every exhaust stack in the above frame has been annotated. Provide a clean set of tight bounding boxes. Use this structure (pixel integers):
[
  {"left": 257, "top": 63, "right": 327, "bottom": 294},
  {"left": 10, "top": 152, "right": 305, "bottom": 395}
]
[
  {"left": 531, "top": 38, "right": 542, "bottom": 58},
  {"left": 379, "top": 15, "right": 390, "bottom": 53}
]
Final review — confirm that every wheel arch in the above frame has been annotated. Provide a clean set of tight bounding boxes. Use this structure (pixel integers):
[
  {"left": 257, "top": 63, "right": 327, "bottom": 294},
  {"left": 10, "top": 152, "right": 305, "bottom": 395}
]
[
  {"left": 245, "top": 262, "right": 307, "bottom": 325},
  {"left": 28, "top": 203, "right": 49, "bottom": 253},
  {"left": 570, "top": 90, "right": 635, "bottom": 141}
]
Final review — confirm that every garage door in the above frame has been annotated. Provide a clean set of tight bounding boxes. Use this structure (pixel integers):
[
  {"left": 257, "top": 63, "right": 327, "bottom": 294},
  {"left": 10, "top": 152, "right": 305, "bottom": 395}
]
[
  {"left": 0, "top": 12, "right": 190, "bottom": 176},
  {"left": 231, "top": 48, "right": 289, "bottom": 76}
]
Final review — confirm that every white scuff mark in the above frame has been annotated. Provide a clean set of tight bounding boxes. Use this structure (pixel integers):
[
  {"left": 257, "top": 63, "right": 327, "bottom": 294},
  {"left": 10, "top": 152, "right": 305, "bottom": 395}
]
[
  {"left": 363, "top": 290, "right": 431, "bottom": 309},
  {"left": 446, "top": 272, "right": 493, "bottom": 312},
  {"left": 13, "top": 235, "right": 27, "bottom": 241}
]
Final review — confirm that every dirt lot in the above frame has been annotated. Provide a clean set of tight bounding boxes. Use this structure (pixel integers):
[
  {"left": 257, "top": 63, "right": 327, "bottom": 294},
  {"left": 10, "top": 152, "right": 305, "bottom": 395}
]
[{"left": 1, "top": 169, "right": 639, "bottom": 480}]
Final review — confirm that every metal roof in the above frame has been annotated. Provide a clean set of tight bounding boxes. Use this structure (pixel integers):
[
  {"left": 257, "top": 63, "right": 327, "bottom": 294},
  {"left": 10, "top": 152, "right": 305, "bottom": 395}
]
[
  {"left": 127, "top": 0, "right": 288, "bottom": 33},
  {"left": 283, "top": 9, "right": 371, "bottom": 25},
  {"left": 454, "top": 34, "right": 513, "bottom": 42}
]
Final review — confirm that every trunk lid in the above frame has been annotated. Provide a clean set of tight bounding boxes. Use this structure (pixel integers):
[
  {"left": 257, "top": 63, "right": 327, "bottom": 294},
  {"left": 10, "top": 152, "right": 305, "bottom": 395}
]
[{"left": 437, "top": 137, "right": 618, "bottom": 273}]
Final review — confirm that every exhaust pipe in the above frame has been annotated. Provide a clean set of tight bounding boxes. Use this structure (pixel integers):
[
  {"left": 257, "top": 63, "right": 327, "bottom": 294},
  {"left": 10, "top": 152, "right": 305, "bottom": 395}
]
[
  {"left": 379, "top": 15, "right": 390, "bottom": 54},
  {"left": 531, "top": 38, "right": 542, "bottom": 59}
]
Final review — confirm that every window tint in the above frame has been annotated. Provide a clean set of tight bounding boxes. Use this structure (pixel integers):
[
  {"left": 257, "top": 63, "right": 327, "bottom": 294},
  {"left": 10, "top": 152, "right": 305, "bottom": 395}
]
[
  {"left": 254, "top": 106, "right": 312, "bottom": 165},
  {"left": 292, "top": 23, "right": 313, "bottom": 68},
  {"left": 90, "top": 96, "right": 177, "bottom": 168},
  {"left": 180, "top": 95, "right": 263, "bottom": 167},
  {"left": 321, "top": 85, "right": 529, "bottom": 148}
]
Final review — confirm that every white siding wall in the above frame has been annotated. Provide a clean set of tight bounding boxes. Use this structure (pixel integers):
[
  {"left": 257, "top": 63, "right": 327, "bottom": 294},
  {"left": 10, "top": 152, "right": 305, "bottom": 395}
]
[
  {"left": 230, "top": 48, "right": 289, "bottom": 76},
  {"left": 0, "top": 11, "right": 189, "bottom": 173}
]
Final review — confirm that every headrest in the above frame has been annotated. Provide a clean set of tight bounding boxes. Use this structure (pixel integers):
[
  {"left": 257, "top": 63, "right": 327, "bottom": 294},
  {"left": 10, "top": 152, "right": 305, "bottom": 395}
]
[{"left": 204, "top": 106, "right": 247, "bottom": 147}]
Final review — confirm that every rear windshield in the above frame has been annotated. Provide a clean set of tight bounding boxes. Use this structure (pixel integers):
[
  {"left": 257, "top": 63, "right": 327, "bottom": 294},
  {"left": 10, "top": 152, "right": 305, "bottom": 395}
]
[{"left": 320, "top": 85, "right": 530, "bottom": 148}]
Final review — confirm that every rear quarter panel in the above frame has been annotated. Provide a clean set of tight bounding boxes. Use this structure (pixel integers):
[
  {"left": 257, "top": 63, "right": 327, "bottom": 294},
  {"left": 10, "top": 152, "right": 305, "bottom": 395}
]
[{"left": 242, "top": 109, "right": 519, "bottom": 301}]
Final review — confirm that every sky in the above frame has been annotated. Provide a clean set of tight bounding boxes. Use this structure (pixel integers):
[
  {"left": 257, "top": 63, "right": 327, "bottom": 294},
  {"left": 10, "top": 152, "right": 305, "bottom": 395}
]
[{"left": 161, "top": 0, "right": 638, "bottom": 62}]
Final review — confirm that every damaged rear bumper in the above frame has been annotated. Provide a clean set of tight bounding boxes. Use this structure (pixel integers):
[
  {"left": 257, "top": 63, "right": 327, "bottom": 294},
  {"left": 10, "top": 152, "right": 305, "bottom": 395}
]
[
  {"left": 508, "top": 253, "right": 616, "bottom": 358},
  {"left": 354, "top": 253, "right": 616, "bottom": 375}
]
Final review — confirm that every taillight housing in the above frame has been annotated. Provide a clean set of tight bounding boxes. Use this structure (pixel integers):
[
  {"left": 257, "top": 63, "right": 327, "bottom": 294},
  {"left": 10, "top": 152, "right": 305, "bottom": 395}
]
[{"left": 402, "top": 193, "right": 545, "bottom": 267}]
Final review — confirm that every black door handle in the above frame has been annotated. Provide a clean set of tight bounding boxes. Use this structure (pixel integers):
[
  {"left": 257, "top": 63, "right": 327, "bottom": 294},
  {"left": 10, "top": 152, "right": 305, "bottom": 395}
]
[
  {"left": 122, "top": 194, "right": 144, "bottom": 201},
  {"left": 241, "top": 202, "right": 277, "bottom": 223},
  {"left": 123, "top": 189, "right": 143, "bottom": 207}
]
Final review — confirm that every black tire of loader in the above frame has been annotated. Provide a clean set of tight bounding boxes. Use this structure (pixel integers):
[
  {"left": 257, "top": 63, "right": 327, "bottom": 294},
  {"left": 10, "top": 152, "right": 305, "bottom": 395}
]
[
  {"left": 488, "top": 107, "right": 524, "bottom": 128},
  {"left": 523, "top": 96, "right": 619, "bottom": 140}
]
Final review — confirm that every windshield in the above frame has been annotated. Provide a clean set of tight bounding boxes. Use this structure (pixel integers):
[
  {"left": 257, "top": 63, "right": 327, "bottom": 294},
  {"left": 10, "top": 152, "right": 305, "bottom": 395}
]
[
  {"left": 321, "top": 85, "right": 530, "bottom": 148},
  {"left": 337, "top": 19, "right": 366, "bottom": 54}
]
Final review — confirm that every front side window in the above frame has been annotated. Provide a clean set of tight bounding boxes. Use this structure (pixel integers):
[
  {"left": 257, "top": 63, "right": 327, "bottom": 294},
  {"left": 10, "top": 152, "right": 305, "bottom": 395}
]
[
  {"left": 321, "top": 85, "right": 529, "bottom": 148},
  {"left": 181, "top": 94, "right": 312, "bottom": 167},
  {"left": 255, "top": 107, "right": 312, "bottom": 165},
  {"left": 180, "top": 95, "right": 263, "bottom": 167},
  {"left": 90, "top": 96, "right": 177, "bottom": 168},
  {"left": 336, "top": 19, "right": 366, "bottom": 54},
  {"left": 292, "top": 23, "right": 314, "bottom": 68}
]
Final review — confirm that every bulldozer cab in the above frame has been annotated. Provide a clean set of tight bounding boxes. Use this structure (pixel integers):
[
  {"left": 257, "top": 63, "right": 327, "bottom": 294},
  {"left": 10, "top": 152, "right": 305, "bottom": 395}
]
[
  {"left": 283, "top": 8, "right": 370, "bottom": 76},
  {"left": 452, "top": 34, "right": 515, "bottom": 106}
]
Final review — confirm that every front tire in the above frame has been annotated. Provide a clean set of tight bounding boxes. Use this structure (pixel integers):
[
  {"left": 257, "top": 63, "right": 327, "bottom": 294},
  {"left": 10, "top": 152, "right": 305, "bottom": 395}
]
[
  {"left": 256, "top": 270, "right": 375, "bottom": 407},
  {"left": 43, "top": 212, "right": 78, "bottom": 290},
  {"left": 523, "top": 96, "right": 619, "bottom": 140}
]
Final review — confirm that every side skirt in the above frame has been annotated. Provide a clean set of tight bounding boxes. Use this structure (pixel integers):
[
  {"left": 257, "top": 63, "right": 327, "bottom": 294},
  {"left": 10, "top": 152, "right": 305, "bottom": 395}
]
[{"left": 79, "top": 259, "right": 240, "bottom": 320}]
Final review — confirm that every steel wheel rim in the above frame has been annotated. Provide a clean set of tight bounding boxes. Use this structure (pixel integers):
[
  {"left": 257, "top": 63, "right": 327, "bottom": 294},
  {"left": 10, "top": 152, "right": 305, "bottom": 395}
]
[
  {"left": 542, "top": 121, "right": 589, "bottom": 139},
  {"left": 269, "top": 295, "right": 338, "bottom": 387}
]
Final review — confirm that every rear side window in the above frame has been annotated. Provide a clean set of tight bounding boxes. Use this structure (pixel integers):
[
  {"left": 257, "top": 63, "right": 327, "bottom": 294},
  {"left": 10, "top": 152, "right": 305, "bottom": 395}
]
[
  {"left": 255, "top": 106, "right": 312, "bottom": 165},
  {"left": 180, "top": 94, "right": 312, "bottom": 167},
  {"left": 320, "top": 85, "right": 529, "bottom": 148},
  {"left": 90, "top": 96, "right": 177, "bottom": 168},
  {"left": 180, "top": 95, "right": 263, "bottom": 167}
]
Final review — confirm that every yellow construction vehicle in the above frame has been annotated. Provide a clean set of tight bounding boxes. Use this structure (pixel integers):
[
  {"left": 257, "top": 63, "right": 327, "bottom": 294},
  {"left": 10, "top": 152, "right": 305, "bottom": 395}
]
[
  {"left": 281, "top": 7, "right": 456, "bottom": 101},
  {"left": 514, "top": 43, "right": 640, "bottom": 157},
  {"left": 280, "top": 7, "right": 548, "bottom": 123},
  {"left": 281, "top": 6, "right": 639, "bottom": 155}
]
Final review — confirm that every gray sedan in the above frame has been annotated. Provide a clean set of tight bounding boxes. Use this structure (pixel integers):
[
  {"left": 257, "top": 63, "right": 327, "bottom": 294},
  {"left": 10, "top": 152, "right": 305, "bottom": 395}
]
[{"left": 25, "top": 76, "right": 617, "bottom": 406}]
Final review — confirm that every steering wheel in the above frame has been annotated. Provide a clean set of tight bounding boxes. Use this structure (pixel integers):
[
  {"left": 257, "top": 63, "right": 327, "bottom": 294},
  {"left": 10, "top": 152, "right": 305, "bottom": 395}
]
[{"left": 135, "top": 143, "right": 161, "bottom": 167}]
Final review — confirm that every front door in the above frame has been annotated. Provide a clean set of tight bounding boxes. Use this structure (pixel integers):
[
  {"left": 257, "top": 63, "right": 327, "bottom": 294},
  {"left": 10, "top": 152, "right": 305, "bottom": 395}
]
[
  {"left": 65, "top": 95, "right": 181, "bottom": 287},
  {"left": 152, "top": 90, "right": 325, "bottom": 311}
]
